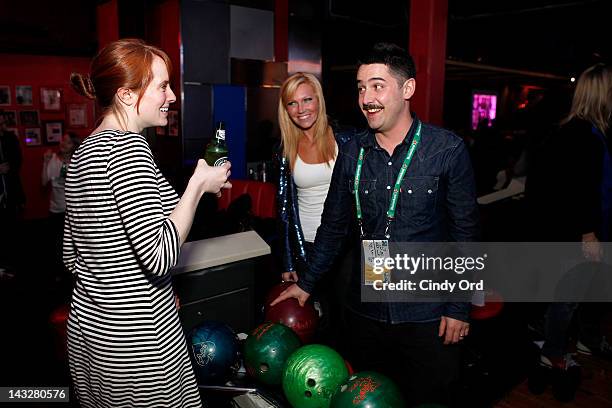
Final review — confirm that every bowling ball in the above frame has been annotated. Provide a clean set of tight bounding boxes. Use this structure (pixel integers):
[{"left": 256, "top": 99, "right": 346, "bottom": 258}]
[
  {"left": 244, "top": 322, "right": 301, "bottom": 385},
  {"left": 188, "top": 320, "right": 239, "bottom": 384},
  {"left": 470, "top": 290, "right": 504, "bottom": 320},
  {"left": 330, "top": 371, "right": 405, "bottom": 408},
  {"left": 283, "top": 344, "right": 348, "bottom": 408},
  {"left": 264, "top": 282, "right": 319, "bottom": 343}
]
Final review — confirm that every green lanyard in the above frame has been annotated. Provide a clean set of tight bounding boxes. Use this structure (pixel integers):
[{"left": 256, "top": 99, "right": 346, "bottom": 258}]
[{"left": 354, "top": 121, "right": 422, "bottom": 238}]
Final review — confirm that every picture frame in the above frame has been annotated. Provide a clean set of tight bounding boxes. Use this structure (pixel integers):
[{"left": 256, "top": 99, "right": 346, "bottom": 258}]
[
  {"left": 5, "top": 128, "right": 18, "bottom": 139},
  {"left": 0, "top": 86, "right": 10, "bottom": 106},
  {"left": 155, "top": 125, "right": 166, "bottom": 136},
  {"left": 66, "top": 103, "right": 88, "bottom": 128},
  {"left": 24, "top": 128, "right": 42, "bottom": 146},
  {"left": 16, "top": 85, "right": 33, "bottom": 105},
  {"left": 40, "top": 87, "right": 62, "bottom": 111},
  {"left": 1, "top": 110, "right": 17, "bottom": 126},
  {"left": 168, "top": 110, "right": 179, "bottom": 136},
  {"left": 44, "top": 121, "right": 63, "bottom": 144},
  {"left": 19, "top": 110, "right": 39, "bottom": 126}
]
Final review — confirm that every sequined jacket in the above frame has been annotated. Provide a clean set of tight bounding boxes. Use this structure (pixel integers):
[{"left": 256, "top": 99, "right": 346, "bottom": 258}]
[{"left": 277, "top": 128, "right": 356, "bottom": 272}]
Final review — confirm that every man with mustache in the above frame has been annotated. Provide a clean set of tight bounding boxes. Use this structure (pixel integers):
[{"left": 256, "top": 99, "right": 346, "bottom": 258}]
[{"left": 272, "top": 43, "right": 479, "bottom": 406}]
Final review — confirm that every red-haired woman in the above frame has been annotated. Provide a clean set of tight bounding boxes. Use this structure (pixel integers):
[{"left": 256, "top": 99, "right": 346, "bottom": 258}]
[{"left": 66, "top": 39, "right": 230, "bottom": 407}]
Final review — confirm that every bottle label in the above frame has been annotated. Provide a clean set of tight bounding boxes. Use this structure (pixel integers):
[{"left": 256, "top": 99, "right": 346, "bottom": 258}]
[
  {"left": 214, "top": 157, "right": 229, "bottom": 166},
  {"left": 216, "top": 129, "right": 226, "bottom": 141}
]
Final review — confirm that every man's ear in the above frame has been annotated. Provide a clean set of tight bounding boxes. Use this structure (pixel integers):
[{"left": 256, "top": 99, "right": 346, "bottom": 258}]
[
  {"left": 116, "top": 87, "right": 135, "bottom": 106},
  {"left": 402, "top": 78, "right": 416, "bottom": 100}
]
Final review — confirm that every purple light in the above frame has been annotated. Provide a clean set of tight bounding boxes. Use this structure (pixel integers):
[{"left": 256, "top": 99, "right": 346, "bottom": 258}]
[{"left": 472, "top": 93, "right": 497, "bottom": 130}]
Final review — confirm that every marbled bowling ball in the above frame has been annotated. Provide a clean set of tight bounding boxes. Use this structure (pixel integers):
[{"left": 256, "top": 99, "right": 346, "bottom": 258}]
[
  {"left": 330, "top": 371, "right": 405, "bottom": 408},
  {"left": 188, "top": 321, "right": 238, "bottom": 384},
  {"left": 244, "top": 322, "right": 301, "bottom": 385},
  {"left": 283, "top": 344, "right": 348, "bottom": 408},
  {"left": 264, "top": 282, "right": 319, "bottom": 343}
]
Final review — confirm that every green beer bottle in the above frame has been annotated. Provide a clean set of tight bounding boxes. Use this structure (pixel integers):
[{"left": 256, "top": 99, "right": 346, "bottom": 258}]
[{"left": 204, "top": 121, "right": 229, "bottom": 166}]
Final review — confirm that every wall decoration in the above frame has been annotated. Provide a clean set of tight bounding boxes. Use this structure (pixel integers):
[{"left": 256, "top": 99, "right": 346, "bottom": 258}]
[
  {"left": 66, "top": 103, "right": 88, "bottom": 128},
  {"left": 0, "top": 86, "right": 10, "bottom": 105},
  {"left": 5, "top": 128, "right": 18, "bottom": 139},
  {"left": 16, "top": 86, "right": 33, "bottom": 105},
  {"left": 40, "top": 87, "right": 62, "bottom": 111},
  {"left": 155, "top": 126, "right": 166, "bottom": 136},
  {"left": 168, "top": 110, "right": 179, "bottom": 136},
  {"left": 1, "top": 110, "right": 17, "bottom": 126},
  {"left": 19, "top": 110, "right": 39, "bottom": 126},
  {"left": 24, "top": 128, "right": 42, "bottom": 146},
  {"left": 45, "top": 121, "right": 63, "bottom": 144}
]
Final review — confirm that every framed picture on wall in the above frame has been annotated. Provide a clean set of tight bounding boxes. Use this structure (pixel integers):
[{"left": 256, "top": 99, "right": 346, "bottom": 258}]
[
  {"left": 155, "top": 125, "right": 166, "bottom": 136},
  {"left": 66, "top": 103, "right": 88, "bottom": 128},
  {"left": 44, "top": 121, "right": 63, "bottom": 144},
  {"left": 40, "top": 87, "right": 62, "bottom": 111},
  {"left": 0, "top": 86, "right": 10, "bottom": 106},
  {"left": 24, "top": 128, "right": 42, "bottom": 146},
  {"left": 168, "top": 110, "right": 179, "bottom": 136},
  {"left": 19, "top": 110, "right": 39, "bottom": 126},
  {"left": 1, "top": 110, "right": 17, "bottom": 126},
  {"left": 5, "top": 128, "right": 18, "bottom": 139},
  {"left": 16, "top": 86, "right": 33, "bottom": 105}
]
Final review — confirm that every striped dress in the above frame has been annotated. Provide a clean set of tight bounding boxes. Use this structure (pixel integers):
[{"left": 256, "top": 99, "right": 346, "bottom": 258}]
[{"left": 63, "top": 130, "right": 202, "bottom": 408}]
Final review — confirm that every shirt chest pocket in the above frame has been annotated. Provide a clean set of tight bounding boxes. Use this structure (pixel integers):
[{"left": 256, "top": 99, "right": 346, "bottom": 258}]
[
  {"left": 400, "top": 176, "right": 439, "bottom": 224},
  {"left": 349, "top": 179, "right": 378, "bottom": 213}
]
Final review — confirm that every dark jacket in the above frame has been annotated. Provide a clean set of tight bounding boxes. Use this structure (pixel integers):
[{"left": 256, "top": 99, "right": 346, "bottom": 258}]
[
  {"left": 526, "top": 118, "right": 612, "bottom": 241},
  {"left": 297, "top": 116, "right": 480, "bottom": 323},
  {"left": 0, "top": 129, "right": 25, "bottom": 210},
  {"left": 277, "top": 128, "right": 355, "bottom": 272}
]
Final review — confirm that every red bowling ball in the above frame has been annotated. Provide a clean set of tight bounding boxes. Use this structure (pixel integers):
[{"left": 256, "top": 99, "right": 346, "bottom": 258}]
[{"left": 264, "top": 282, "right": 319, "bottom": 343}]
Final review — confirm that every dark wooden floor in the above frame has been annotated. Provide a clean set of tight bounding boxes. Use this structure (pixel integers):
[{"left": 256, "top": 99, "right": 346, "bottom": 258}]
[{"left": 496, "top": 338, "right": 612, "bottom": 407}]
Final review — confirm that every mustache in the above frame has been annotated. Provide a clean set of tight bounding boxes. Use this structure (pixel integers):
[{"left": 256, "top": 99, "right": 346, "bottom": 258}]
[{"left": 362, "top": 103, "right": 383, "bottom": 110}]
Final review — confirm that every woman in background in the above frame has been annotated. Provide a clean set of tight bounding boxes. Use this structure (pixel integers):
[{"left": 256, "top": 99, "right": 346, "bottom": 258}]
[
  {"left": 67, "top": 38, "right": 230, "bottom": 408},
  {"left": 528, "top": 63, "right": 612, "bottom": 402},
  {"left": 42, "top": 132, "right": 80, "bottom": 281}
]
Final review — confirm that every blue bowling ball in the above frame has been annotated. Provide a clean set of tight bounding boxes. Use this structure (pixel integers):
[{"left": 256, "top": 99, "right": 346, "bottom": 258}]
[{"left": 189, "top": 321, "right": 239, "bottom": 384}]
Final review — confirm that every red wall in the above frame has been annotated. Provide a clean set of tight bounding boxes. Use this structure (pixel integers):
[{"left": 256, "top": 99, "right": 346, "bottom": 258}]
[{"left": 0, "top": 54, "right": 95, "bottom": 219}]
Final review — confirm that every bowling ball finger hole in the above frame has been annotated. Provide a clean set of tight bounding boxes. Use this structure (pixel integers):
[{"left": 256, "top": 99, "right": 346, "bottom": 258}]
[
  {"left": 307, "top": 378, "right": 316, "bottom": 387},
  {"left": 259, "top": 363, "right": 269, "bottom": 372},
  {"left": 305, "top": 391, "right": 312, "bottom": 398}
]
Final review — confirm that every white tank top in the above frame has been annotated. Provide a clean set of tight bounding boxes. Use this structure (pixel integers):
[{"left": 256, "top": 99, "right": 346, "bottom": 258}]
[{"left": 293, "top": 145, "right": 337, "bottom": 243}]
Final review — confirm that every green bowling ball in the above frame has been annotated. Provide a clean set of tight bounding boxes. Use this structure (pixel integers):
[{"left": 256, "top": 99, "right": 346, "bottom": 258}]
[
  {"left": 243, "top": 322, "right": 301, "bottom": 385},
  {"left": 330, "top": 371, "right": 405, "bottom": 408},
  {"left": 283, "top": 344, "right": 349, "bottom": 408}
]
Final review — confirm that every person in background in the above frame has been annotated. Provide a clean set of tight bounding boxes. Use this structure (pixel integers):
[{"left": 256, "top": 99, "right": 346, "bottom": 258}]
[
  {"left": 66, "top": 38, "right": 230, "bottom": 408},
  {"left": 0, "top": 109, "right": 25, "bottom": 277},
  {"left": 42, "top": 132, "right": 81, "bottom": 281},
  {"left": 527, "top": 63, "right": 612, "bottom": 402},
  {"left": 276, "top": 72, "right": 354, "bottom": 344},
  {"left": 273, "top": 43, "right": 479, "bottom": 406}
]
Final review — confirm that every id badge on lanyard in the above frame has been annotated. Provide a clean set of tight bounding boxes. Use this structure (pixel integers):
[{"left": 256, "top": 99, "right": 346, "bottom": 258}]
[
  {"left": 354, "top": 121, "right": 422, "bottom": 286},
  {"left": 363, "top": 239, "right": 391, "bottom": 285}
]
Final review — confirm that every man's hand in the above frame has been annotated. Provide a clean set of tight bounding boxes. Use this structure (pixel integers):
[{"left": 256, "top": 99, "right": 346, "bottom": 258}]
[
  {"left": 438, "top": 316, "right": 469, "bottom": 345},
  {"left": 270, "top": 283, "right": 310, "bottom": 307},
  {"left": 281, "top": 271, "right": 299, "bottom": 282}
]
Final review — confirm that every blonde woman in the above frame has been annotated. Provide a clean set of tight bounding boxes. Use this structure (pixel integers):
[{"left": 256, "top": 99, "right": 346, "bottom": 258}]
[
  {"left": 277, "top": 72, "right": 354, "bottom": 282},
  {"left": 529, "top": 63, "right": 612, "bottom": 402}
]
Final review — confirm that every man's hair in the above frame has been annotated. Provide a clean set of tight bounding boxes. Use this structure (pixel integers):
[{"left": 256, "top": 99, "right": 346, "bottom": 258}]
[{"left": 358, "top": 42, "right": 416, "bottom": 84}]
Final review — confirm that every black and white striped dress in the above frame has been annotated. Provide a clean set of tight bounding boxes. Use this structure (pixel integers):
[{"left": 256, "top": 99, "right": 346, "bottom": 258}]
[{"left": 63, "top": 130, "right": 202, "bottom": 408}]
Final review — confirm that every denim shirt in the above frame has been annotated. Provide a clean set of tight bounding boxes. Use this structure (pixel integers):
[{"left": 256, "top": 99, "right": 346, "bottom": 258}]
[
  {"left": 297, "top": 116, "right": 480, "bottom": 323},
  {"left": 277, "top": 128, "right": 355, "bottom": 272}
]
